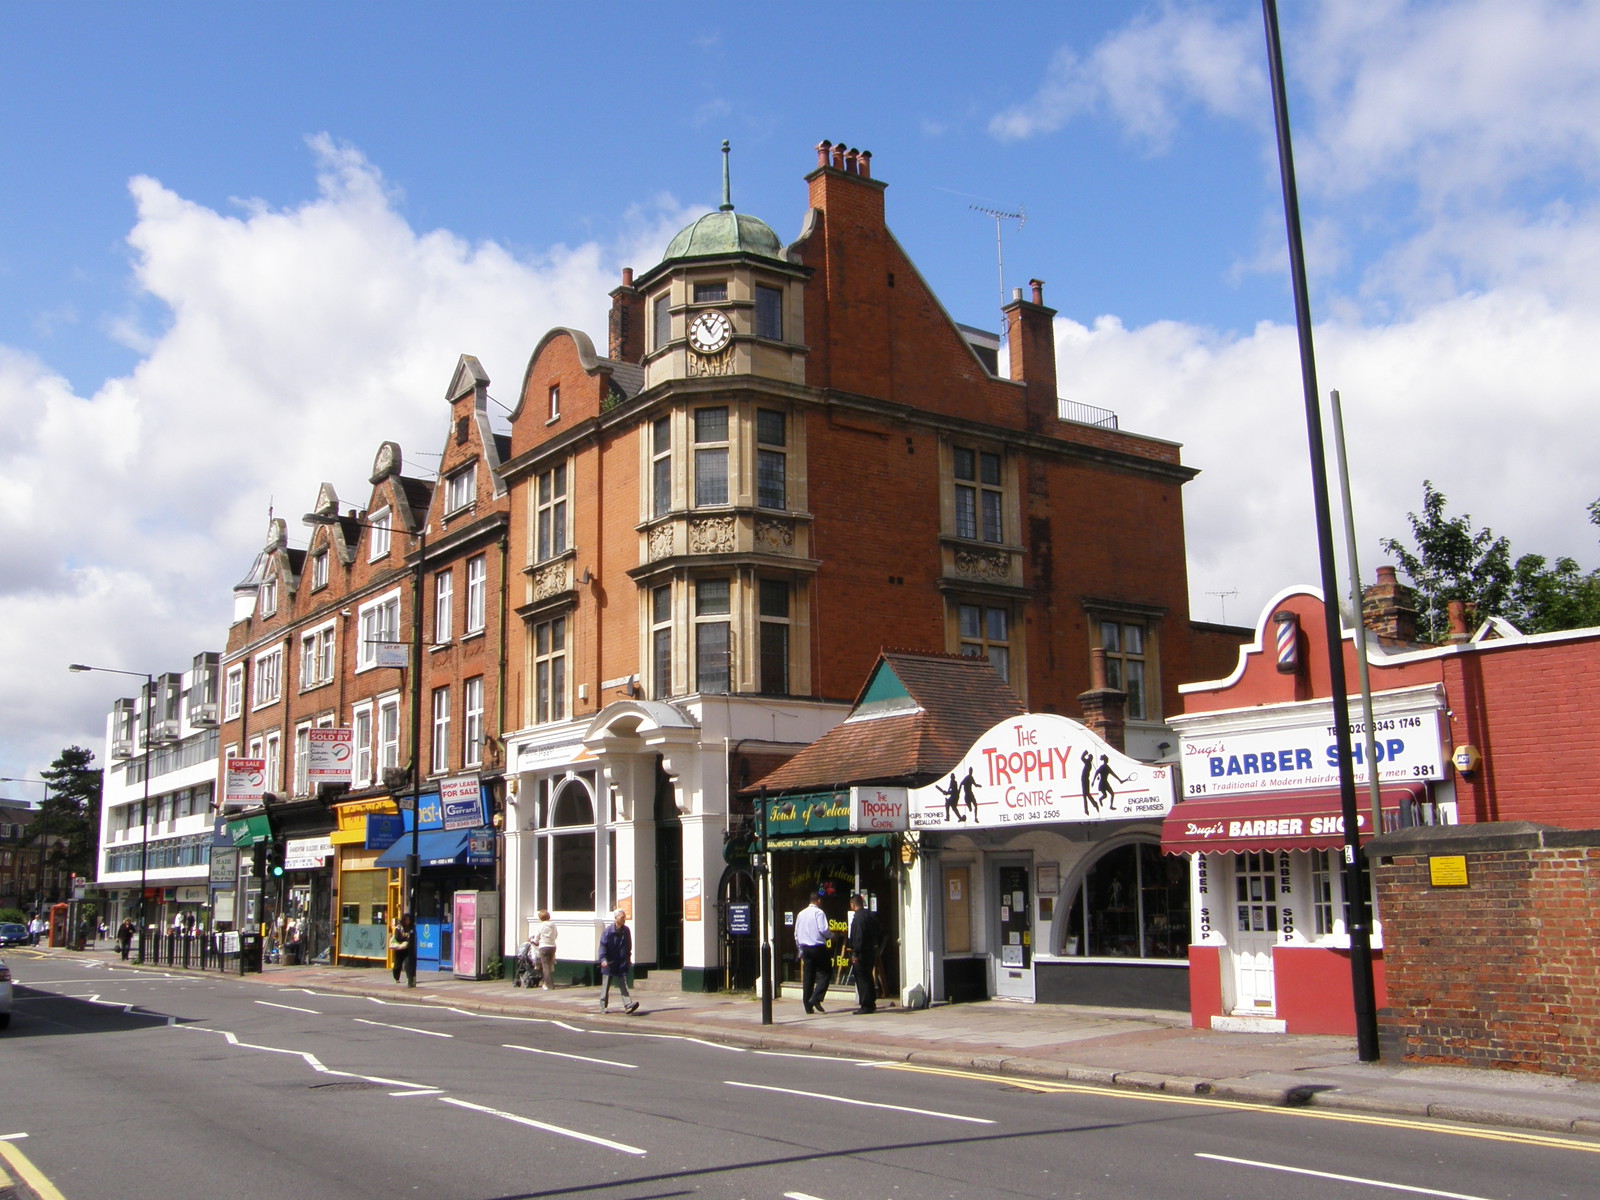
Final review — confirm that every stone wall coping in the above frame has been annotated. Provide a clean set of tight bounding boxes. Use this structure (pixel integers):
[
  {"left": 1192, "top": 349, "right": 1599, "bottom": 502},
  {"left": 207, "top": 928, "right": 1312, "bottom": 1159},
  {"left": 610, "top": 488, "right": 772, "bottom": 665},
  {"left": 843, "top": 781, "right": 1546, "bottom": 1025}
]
[{"left": 1370, "top": 821, "right": 1600, "bottom": 858}]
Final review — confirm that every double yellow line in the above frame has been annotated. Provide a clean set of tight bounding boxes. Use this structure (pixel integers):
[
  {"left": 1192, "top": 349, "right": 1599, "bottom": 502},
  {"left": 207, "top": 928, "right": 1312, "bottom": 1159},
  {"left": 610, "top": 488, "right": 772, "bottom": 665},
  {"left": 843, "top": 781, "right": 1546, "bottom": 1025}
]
[
  {"left": 0, "top": 1139, "right": 69, "bottom": 1200},
  {"left": 875, "top": 1062, "right": 1600, "bottom": 1155}
]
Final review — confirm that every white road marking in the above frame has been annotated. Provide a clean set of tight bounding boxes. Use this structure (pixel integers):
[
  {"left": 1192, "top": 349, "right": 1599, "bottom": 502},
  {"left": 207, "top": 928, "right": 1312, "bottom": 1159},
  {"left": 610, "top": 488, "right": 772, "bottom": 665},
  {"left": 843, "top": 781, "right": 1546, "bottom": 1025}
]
[
  {"left": 1196, "top": 1153, "right": 1503, "bottom": 1199},
  {"left": 725, "top": 1080, "right": 994, "bottom": 1125},
  {"left": 505, "top": 1043, "right": 637, "bottom": 1069},
  {"left": 353, "top": 1018, "right": 451, "bottom": 1038},
  {"left": 388, "top": 1089, "right": 445, "bottom": 1097},
  {"left": 173, "top": 1025, "right": 432, "bottom": 1091},
  {"left": 255, "top": 1000, "right": 320, "bottom": 1014},
  {"left": 784, "top": 1193, "right": 834, "bottom": 1200},
  {"left": 439, "top": 1097, "right": 646, "bottom": 1155},
  {"left": 0, "top": 1134, "right": 26, "bottom": 1141}
]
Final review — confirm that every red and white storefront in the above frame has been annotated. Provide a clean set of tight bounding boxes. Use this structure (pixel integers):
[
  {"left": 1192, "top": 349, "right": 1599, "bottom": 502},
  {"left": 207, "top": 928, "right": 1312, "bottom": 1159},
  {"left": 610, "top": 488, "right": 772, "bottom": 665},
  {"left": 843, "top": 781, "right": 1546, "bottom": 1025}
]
[{"left": 1161, "top": 587, "right": 1456, "bottom": 1035}]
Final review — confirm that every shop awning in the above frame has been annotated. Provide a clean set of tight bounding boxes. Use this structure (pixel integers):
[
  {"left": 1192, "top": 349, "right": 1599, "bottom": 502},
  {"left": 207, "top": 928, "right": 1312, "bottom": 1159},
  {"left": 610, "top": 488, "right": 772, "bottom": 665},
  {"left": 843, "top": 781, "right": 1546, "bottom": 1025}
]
[
  {"left": 1159, "top": 784, "right": 1426, "bottom": 855},
  {"left": 374, "top": 829, "right": 489, "bottom": 868},
  {"left": 227, "top": 813, "right": 272, "bottom": 847},
  {"left": 766, "top": 833, "right": 891, "bottom": 852}
]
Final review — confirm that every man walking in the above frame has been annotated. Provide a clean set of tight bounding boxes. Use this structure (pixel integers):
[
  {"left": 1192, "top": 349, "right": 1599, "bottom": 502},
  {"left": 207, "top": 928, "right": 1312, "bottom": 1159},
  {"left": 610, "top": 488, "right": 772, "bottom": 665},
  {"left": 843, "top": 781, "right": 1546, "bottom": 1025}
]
[
  {"left": 847, "top": 894, "right": 882, "bottom": 1014},
  {"left": 597, "top": 909, "right": 639, "bottom": 1014},
  {"left": 794, "top": 891, "right": 832, "bottom": 1014}
]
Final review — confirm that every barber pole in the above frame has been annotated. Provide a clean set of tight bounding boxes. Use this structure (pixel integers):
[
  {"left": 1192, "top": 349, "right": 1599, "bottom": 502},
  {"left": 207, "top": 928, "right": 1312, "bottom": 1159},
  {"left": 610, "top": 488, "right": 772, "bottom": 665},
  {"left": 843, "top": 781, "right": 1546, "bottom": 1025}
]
[{"left": 1273, "top": 610, "right": 1300, "bottom": 674}]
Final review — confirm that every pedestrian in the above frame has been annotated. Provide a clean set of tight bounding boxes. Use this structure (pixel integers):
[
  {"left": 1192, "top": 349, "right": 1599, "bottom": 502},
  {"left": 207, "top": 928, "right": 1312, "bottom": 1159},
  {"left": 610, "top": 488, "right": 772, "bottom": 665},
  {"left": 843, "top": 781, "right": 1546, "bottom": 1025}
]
[
  {"left": 597, "top": 909, "right": 639, "bottom": 1013},
  {"left": 29, "top": 913, "right": 46, "bottom": 946},
  {"left": 532, "top": 909, "right": 558, "bottom": 990},
  {"left": 390, "top": 913, "right": 416, "bottom": 987},
  {"left": 116, "top": 918, "right": 134, "bottom": 959},
  {"left": 847, "top": 894, "right": 882, "bottom": 1014},
  {"left": 794, "top": 890, "right": 833, "bottom": 1014}
]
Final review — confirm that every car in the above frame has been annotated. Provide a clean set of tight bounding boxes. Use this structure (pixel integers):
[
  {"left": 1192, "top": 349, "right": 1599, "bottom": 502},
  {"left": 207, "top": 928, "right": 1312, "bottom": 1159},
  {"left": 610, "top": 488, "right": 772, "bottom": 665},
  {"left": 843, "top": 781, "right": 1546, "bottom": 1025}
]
[
  {"left": 0, "top": 922, "right": 32, "bottom": 948},
  {"left": 0, "top": 953, "right": 12, "bottom": 1028}
]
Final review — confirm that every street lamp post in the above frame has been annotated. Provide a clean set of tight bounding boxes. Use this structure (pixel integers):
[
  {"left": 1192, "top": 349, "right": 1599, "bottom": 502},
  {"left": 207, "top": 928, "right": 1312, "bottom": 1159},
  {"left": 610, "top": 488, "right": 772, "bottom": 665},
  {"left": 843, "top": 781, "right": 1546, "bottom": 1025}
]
[
  {"left": 304, "top": 511, "right": 426, "bottom": 924},
  {"left": 67, "top": 664, "right": 154, "bottom": 963}
]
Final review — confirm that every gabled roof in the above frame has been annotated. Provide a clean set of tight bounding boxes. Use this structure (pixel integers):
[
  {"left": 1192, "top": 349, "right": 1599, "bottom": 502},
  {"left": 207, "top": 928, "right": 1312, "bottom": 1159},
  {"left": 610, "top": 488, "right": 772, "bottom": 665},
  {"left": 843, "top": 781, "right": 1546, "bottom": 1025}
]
[{"left": 751, "top": 651, "right": 1023, "bottom": 795}]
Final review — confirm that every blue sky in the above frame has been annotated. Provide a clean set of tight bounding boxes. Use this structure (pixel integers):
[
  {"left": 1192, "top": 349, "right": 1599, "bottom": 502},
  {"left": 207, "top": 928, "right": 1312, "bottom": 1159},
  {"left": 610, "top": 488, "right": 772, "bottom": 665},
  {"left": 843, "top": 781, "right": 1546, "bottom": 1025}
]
[{"left": 3, "top": 1, "right": 1598, "bottom": 787}]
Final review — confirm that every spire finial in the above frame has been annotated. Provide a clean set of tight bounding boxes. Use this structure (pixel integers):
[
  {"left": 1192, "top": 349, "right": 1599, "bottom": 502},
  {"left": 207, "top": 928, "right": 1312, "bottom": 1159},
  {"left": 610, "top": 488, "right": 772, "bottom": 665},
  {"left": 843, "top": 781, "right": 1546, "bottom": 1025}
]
[{"left": 720, "top": 139, "right": 733, "bottom": 212}]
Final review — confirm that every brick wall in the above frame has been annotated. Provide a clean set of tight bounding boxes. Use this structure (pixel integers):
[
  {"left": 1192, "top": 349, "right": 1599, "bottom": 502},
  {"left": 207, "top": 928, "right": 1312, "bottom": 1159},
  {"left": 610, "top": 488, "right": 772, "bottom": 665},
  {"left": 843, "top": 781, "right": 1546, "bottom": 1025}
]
[{"left": 1372, "top": 823, "right": 1600, "bottom": 1078}]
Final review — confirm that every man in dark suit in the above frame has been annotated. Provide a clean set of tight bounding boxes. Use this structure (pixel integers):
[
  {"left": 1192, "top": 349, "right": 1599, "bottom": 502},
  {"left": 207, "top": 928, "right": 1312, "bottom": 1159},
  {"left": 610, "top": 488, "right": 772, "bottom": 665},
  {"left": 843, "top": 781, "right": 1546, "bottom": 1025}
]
[{"left": 847, "top": 894, "right": 882, "bottom": 1014}]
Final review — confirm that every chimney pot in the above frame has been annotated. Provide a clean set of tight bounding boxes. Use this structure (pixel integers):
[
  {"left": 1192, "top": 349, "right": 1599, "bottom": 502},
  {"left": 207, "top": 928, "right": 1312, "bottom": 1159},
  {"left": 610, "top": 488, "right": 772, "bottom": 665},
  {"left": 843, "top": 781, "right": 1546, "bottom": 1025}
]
[
  {"left": 832, "top": 143, "right": 846, "bottom": 169},
  {"left": 621, "top": 267, "right": 634, "bottom": 286},
  {"left": 1030, "top": 279, "right": 1045, "bottom": 305},
  {"left": 844, "top": 148, "right": 859, "bottom": 174},
  {"left": 816, "top": 140, "right": 832, "bottom": 168},
  {"left": 1012, "top": 287, "right": 1024, "bottom": 302},
  {"left": 858, "top": 150, "right": 871, "bottom": 178}
]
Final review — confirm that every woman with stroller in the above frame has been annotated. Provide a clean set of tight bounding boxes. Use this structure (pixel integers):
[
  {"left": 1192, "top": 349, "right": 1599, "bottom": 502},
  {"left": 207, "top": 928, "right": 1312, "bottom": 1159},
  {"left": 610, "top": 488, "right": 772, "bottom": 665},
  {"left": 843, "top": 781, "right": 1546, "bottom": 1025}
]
[{"left": 531, "top": 909, "right": 558, "bottom": 991}]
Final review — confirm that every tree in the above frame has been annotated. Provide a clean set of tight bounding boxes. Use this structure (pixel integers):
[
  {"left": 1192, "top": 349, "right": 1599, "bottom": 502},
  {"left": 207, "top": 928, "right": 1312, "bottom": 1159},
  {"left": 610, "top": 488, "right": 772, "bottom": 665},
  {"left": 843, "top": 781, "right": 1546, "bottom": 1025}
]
[
  {"left": 1383, "top": 483, "right": 1600, "bottom": 640},
  {"left": 37, "top": 746, "right": 103, "bottom": 887}
]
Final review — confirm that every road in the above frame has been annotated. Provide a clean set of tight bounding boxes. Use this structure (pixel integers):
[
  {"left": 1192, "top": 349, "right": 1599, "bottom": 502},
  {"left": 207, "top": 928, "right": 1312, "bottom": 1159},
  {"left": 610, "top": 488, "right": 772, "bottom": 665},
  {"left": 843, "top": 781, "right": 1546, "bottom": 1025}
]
[{"left": 2, "top": 951, "right": 1595, "bottom": 1200}]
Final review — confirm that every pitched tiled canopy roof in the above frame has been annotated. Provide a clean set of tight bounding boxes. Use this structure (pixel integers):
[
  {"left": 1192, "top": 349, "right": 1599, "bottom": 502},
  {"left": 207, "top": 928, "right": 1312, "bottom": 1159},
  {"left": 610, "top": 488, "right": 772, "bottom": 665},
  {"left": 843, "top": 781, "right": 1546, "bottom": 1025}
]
[{"left": 750, "top": 651, "right": 1024, "bottom": 796}]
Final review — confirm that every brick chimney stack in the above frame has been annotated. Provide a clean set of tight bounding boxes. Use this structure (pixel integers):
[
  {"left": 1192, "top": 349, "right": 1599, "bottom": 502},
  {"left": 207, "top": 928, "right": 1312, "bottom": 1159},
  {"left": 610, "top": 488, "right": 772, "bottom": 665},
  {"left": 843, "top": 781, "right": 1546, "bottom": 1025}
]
[
  {"left": 608, "top": 267, "right": 644, "bottom": 364},
  {"left": 1362, "top": 565, "right": 1420, "bottom": 643},
  {"left": 1003, "top": 278, "right": 1059, "bottom": 433},
  {"left": 1076, "top": 646, "right": 1127, "bottom": 753}
]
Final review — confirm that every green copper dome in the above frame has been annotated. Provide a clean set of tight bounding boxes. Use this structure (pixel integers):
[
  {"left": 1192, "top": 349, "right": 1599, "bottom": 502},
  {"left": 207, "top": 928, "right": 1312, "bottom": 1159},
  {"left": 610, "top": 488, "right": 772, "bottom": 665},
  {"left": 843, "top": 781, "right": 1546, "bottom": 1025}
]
[{"left": 661, "top": 140, "right": 784, "bottom": 263}]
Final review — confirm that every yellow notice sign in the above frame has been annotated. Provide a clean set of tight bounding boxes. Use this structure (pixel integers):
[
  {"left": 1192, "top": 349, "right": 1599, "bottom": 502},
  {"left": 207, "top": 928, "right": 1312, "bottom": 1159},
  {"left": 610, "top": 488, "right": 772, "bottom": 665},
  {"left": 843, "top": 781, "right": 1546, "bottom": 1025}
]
[{"left": 1428, "top": 855, "right": 1469, "bottom": 887}]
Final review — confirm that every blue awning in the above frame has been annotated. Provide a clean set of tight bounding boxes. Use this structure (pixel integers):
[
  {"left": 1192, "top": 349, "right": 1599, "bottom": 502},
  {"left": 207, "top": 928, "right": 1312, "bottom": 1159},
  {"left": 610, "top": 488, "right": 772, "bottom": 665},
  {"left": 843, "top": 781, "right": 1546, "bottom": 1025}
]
[{"left": 375, "top": 829, "right": 479, "bottom": 869}]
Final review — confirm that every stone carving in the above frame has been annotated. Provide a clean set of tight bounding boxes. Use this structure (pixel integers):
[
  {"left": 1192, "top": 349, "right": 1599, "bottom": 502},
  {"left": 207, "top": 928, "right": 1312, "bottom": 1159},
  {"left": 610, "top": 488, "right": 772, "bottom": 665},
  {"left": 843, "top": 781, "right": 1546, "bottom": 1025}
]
[
  {"left": 531, "top": 561, "right": 569, "bottom": 601},
  {"left": 648, "top": 524, "right": 674, "bottom": 560},
  {"left": 754, "top": 518, "right": 794, "bottom": 553},
  {"left": 688, "top": 515, "right": 736, "bottom": 553},
  {"left": 954, "top": 548, "right": 1011, "bottom": 582}
]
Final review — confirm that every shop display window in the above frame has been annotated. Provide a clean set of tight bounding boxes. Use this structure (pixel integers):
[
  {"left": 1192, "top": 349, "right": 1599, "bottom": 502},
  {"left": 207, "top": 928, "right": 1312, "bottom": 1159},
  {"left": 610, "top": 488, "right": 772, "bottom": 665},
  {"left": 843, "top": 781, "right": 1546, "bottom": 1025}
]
[{"left": 1062, "top": 842, "right": 1189, "bottom": 959}]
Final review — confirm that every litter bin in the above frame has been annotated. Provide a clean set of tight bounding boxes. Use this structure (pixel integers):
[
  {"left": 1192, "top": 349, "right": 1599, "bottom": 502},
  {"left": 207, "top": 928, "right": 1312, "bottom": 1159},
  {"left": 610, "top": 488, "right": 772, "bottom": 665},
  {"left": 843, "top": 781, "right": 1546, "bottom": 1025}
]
[{"left": 239, "top": 931, "right": 263, "bottom": 974}]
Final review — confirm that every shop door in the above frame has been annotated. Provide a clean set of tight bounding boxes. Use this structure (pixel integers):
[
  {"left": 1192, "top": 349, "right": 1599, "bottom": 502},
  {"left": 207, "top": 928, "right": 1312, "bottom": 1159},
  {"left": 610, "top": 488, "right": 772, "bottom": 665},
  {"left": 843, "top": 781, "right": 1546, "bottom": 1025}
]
[
  {"left": 992, "top": 861, "right": 1034, "bottom": 1001},
  {"left": 1229, "top": 852, "right": 1279, "bottom": 1014}
]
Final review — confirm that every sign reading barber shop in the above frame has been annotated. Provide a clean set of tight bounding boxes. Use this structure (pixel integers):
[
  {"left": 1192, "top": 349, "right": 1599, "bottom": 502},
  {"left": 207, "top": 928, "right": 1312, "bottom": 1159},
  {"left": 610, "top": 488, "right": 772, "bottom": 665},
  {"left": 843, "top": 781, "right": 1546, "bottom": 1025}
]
[{"left": 908, "top": 714, "right": 1174, "bottom": 829}]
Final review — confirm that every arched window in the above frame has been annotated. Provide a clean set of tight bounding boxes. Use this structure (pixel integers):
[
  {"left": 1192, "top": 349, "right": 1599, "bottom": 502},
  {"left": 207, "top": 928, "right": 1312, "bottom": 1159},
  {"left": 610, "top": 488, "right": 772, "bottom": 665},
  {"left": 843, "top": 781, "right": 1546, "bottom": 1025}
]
[
  {"left": 536, "top": 773, "right": 597, "bottom": 913},
  {"left": 1061, "top": 841, "right": 1189, "bottom": 960}
]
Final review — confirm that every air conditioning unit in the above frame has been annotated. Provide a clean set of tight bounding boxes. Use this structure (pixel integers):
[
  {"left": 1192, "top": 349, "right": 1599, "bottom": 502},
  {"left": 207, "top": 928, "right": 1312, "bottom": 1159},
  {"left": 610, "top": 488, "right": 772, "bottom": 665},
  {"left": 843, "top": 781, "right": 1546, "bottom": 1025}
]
[{"left": 190, "top": 702, "right": 219, "bottom": 727}]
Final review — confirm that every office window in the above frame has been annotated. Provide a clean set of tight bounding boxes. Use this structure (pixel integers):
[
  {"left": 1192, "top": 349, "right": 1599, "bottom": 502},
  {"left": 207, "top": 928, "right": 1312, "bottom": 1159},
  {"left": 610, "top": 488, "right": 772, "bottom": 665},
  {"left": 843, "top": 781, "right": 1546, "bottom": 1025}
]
[
  {"left": 759, "top": 579, "right": 790, "bottom": 696},
  {"left": 652, "top": 416, "right": 672, "bottom": 518},
  {"left": 534, "top": 616, "right": 567, "bottom": 724},
  {"left": 694, "top": 407, "right": 729, "bottom": 507},
  {"left": 254, "top": 646, "right": 283, "bottom": 706},
  {"left": 378, "top": 696, "right": 400, "bottom": 770},
  {"left": 650, "top": 585, "right": 673, "bottom": 700},
  {"left": 465, "top": 555, "right": 487, "bottom": 634},
  {"left": 756, "top": 409, "right": 787, "bottom": 510},
  {"left": 755, "top": 285, "right": 783, "bottom": 340},
  {"left": 311, "top": 549, "right": 329, "bottom": 590},
  {"left": 369, "top": 508, "right": 392, "bottom": 560},
  {"left": 693, "top": 280, "right": 727, "bottom": 302},
  {"left": 959, "top": 603, "right": 1011, "bottom": 681},
  {"left": 536, "top": 465, "right": 568, "bottom": 562},
  {"left": 431, "top": 687, "right": 451, "bottom": 775},
  {"left": 225, "top": 666, "right": 244, "bottom": 721},
  {"left": 953, "top": 448, "right": 1004, "bottom": 543},
  {"left": 1100, "top": 619, "right": 1149, "bottom": 720},
  {"left": 463, "top": 677, "right": 484, "bottom": 767},
  {"left": 652, "top": 293, "right": 670, "bottom": 350},
  {"left": 434, "top": 570, "right": 453, "bottom": 644},
  {"left": 258, "top": 573, "right": 278, "bottom": 617},
  {"left": 353, "top": 705, "right": 373, "bottom": 788},
  {"left": 294, "top": 724, "right": 312, "bottom": 795},
  {"left": 358, "top": 592, "right": 401, "bottom": 670},
  {"left": 445, "top": 464, "right": 476, "bottom": 513},
  {"left": 263, "top": 731, "right": 281, "bottom": 793},
  {"left": 695, "top": 579, "right": 730, "bottom": 694},
  {"left": 300, "top": 626, "right": 335, "bottom": 688}
]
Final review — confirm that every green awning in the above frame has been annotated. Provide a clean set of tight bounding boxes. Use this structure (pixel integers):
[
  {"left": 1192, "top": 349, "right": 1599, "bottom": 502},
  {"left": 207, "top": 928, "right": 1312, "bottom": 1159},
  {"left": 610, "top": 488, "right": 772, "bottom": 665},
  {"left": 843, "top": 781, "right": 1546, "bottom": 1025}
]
[
  {"left": 766, "top": 833, "right": 890, "bottom": 852},
  {"left": 228, "top": 813, "right": 272, "bottom": 847}
]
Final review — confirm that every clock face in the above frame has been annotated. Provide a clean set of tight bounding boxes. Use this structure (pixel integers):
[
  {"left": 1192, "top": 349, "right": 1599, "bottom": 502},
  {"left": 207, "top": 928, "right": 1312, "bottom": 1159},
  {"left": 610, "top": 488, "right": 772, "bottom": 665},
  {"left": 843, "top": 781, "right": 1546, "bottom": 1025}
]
[{"left": 688, "top": 309, "right": 733, "bottom": 355}]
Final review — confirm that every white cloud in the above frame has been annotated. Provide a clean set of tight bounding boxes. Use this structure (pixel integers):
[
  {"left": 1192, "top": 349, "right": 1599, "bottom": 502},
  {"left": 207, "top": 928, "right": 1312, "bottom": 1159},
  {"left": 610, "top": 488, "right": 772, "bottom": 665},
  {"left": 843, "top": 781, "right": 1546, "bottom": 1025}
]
[{"left": 0, "top": 136, "right": 689, "bottom": 780}]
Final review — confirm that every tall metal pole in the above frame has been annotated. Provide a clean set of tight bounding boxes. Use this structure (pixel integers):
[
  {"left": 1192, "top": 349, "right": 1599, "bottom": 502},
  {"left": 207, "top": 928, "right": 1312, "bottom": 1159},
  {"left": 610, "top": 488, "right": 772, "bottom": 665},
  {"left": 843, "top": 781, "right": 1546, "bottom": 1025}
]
[
  {"left": 408, "top": 525, "right": 425, "bottom": 924},
  {"left": 1261, "top": 0, "right": 1379, "bottom": 1060},
  {"left": 757, "top": 787, "right": 772, "bottom": 1025}
]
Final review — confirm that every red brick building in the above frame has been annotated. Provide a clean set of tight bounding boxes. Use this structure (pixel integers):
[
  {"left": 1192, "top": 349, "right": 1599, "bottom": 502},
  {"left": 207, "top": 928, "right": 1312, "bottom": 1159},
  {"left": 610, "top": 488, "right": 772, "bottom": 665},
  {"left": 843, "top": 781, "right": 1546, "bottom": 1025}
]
[
  {"left": 497, "top": 141, "right": 1243, "bottom": 990},
  {"left": 1162, "top": 569, "right": 1600, "bottom": 1033},
  {"left": 219, "top": 355, "right": 512, "bottom": 971}
]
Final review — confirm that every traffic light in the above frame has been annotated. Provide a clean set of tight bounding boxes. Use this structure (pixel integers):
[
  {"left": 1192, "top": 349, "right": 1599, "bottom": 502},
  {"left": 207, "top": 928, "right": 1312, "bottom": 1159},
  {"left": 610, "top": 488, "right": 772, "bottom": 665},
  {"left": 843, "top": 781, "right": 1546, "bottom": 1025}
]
[
  {"left": 265, "top": 843, "right": 285, "bottom": 878},
  {"left": 251, "top": 843, "right": 266, "bottom": 877}
]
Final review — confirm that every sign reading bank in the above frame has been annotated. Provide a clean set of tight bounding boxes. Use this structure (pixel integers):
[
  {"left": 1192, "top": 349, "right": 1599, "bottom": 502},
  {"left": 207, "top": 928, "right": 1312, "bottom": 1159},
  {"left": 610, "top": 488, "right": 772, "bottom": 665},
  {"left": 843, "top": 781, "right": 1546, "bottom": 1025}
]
[{"left": 908, "top": 714, "right": 1174, "bottom": 830}]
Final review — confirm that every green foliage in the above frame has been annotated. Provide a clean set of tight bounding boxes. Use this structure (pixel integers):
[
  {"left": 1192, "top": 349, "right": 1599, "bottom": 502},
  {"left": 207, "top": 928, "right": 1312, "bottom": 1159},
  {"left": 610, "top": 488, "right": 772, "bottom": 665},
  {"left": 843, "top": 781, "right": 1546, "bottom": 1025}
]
[
  {"left": 37, "top": 746, "right": 103, "bottom": 882},
  {"left": 0, "top": 907, "right": 26, "bottom": 925},
  {"left": 1384, "top": 482, "right": 1600, "bottom": 640}
]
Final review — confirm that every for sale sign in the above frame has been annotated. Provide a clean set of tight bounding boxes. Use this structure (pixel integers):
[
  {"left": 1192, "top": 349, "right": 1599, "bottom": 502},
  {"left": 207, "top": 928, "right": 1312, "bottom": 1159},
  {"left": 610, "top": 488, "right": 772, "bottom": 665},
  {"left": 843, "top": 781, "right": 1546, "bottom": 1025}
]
[{"left": 224, "top": 758, "right": 267, "bottom": 806}]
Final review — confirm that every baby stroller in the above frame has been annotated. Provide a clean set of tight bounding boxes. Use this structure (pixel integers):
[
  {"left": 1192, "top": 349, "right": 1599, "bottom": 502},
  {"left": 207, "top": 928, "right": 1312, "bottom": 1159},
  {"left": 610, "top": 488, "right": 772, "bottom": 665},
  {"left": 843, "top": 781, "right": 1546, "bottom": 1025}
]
[{"left": 512, "top": 938, "right": 543, "bottom": 988}]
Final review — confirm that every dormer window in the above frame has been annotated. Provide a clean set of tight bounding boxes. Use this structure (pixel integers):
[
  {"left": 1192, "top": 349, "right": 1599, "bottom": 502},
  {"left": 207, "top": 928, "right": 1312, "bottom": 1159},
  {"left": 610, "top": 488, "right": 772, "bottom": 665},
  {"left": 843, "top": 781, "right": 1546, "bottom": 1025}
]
[
  {"left": 369, "top": 508, "right": 392, "bottom": 560},
  {"left": 311, "top": 549, "right": 329, "bottom": 590},
  {"left": 652, "top": 294, "right": 670, "bottom": 350},
  {"left": 548, "top": 385, "right": 560, "bottom": 422},
  {"left": 445, "top": 465, "right": 476, "bottom": 514},
  {"left": 693, "top": 281, "right": 728, "bottom": 302},
  {"left": 258, "top": 573, "right": 278, "bottom": 617},
  {"left": 756, "top": 285, "right": 783, "bottom": 340}
]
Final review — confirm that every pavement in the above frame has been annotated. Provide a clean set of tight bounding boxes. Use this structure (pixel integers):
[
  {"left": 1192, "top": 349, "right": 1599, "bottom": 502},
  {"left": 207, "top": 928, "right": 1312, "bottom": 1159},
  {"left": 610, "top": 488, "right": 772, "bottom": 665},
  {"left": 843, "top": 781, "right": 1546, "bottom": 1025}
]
[{"left": 34, "top": 943, "right": 1600, "bottom": 1140}]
